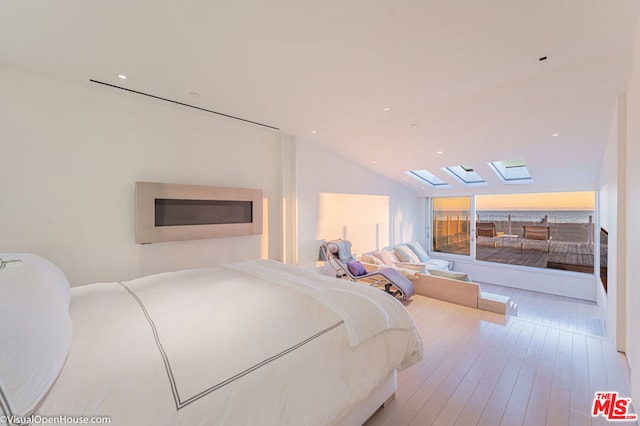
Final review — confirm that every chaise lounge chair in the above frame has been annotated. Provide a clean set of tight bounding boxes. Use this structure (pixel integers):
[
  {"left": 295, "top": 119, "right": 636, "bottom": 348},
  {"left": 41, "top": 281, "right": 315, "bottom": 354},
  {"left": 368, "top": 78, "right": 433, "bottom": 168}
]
[
  {"left": 319, "top": 239, "right": 415, "bottom": 302},
  {"left": 339, "top": 240, "right": 517, "bottom": 315}
]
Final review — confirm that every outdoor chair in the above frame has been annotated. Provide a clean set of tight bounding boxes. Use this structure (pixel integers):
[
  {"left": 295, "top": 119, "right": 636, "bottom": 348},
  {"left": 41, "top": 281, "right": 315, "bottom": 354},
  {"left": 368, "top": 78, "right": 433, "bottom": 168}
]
[
  {"left": 521, "top": 225, "right": 552, "bottom": 252},
  {"left": 476, "top": 222, "right": 504, "bottom": 248}
]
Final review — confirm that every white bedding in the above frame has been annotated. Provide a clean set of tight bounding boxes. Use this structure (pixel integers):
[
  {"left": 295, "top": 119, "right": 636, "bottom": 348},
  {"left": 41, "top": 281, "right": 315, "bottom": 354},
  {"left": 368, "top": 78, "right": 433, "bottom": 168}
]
[{"left": 34, "top": 260, "right": 422, "bottom": 426}]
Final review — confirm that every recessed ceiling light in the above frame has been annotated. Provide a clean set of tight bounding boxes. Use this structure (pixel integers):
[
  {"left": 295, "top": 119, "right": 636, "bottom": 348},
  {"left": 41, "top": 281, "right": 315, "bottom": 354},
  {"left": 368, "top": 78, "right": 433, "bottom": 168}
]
[
  {"left": 410, "top": 123, "right": 418, "bottom": 128},
  {"left": 118, "top": 74, "right": 127, "bottom": 80},
  {"left": 383, "top": 107, "right": 391, "bottom": 111},
  {"left": 311, "top": 130, "right": 317, "bottom": 134},
  {"left": 188, "top": 91, "right": 200, "bottom": 97},
  {"left": 437, "top": 151, "right": 443, "bottom": 155},
  {"left": 372, "top": 160, "right": 377, "bottom": 165},
  {"left": 552, "top": 133, "right": 559, "bottom": 137}
]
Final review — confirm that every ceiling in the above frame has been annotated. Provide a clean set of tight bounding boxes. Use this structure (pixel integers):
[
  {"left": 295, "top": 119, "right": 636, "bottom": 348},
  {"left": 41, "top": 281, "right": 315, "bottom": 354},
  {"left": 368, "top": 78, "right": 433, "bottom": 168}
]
[{"left": 1, "top": 1, "right": 639, "bottom": 195}]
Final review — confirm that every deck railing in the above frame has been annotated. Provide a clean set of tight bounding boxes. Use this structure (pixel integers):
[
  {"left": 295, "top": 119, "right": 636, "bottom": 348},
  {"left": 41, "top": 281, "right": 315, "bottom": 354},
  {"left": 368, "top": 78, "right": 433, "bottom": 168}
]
[
  {"left": 432, "top": 213, "right": 596, "bottom": 273},
  {"left": 477, "top": 214, "right": 595, "bottom": 244},
  {"left": 433, "top": 216, "right": 470, "bottom": 251}
]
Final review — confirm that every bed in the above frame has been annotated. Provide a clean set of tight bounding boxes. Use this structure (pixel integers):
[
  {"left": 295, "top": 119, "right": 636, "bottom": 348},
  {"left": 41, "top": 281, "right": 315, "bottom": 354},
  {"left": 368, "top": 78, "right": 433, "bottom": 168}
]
[{"left": 0, "top": 254, "right": 423, "bottom": 426}]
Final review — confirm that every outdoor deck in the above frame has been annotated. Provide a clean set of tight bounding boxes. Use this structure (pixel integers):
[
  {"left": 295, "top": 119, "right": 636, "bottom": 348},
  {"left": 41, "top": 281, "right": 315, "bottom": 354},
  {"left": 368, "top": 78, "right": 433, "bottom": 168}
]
[
  {"left": 479, "top": 238, "right": 594, "bottom": 272},
  {"left": 439, "top": 238, "right": 595, "bottom": 273}
]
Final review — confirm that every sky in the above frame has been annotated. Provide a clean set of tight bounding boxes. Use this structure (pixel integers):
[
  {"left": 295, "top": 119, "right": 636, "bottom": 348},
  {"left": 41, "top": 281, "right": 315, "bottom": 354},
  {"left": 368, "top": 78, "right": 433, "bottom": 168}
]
[{"left": 475, "top": 191, "right": 595, "bottom": 210}]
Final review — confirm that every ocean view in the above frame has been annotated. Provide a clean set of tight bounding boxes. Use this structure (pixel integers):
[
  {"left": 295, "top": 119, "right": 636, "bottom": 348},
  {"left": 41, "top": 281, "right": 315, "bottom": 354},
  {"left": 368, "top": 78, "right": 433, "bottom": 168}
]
[
  {"left": 434, "top": 210, "right": 594, "bottom": 224},
  {"left": 476, "top": 210, "right": 594, "bottom": 224},
  {"left": 432, "top": 209, "right": 596, "bottom": 243}
]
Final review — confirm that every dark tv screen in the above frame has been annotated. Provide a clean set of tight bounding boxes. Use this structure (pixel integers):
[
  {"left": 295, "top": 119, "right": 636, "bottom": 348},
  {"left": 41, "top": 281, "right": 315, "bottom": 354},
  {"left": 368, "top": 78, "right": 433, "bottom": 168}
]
[{"left": 600, "top": 227, "right": 608, "bottom": 293}]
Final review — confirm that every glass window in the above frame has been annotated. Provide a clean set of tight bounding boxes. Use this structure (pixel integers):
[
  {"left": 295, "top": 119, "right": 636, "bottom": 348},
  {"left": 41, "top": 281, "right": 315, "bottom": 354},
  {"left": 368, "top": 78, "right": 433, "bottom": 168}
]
[
  {"left": 432, "top": 197, "right": 471, "bottom": 255},
  {"left": 475, "top": 192, "right": 596, "bottom": 273},
  {"left": 444, "top": 165, "right": 485, "bottom": 185},
  {"left": 406, "top": 169, "right": 448, "bottom": 187},
  {"left": 488, "top": 159, "right": 532, "bottom": 183}
]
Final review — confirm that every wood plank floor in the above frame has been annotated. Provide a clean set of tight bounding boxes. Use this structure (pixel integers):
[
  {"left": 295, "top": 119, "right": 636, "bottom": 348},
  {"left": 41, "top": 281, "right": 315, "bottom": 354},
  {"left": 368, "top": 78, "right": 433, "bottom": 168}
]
[
  {"left": 365, "top": 292, "right": 635, "bottom": 426},
  {"left": 479, "top": 283, "right": 604, "bottom": 336},
  {"left": 438, "top": 239, "right": 596, "bottom": 271},
  {"left": 476, "top": 241, "right": 595, "bottom": 270}
]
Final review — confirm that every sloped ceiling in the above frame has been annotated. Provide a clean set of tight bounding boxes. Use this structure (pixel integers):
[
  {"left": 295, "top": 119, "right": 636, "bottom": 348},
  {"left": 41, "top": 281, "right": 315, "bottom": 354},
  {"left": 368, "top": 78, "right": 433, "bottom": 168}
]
[{"left": 1, "top": 1, "right": 638, "bottom": 195}]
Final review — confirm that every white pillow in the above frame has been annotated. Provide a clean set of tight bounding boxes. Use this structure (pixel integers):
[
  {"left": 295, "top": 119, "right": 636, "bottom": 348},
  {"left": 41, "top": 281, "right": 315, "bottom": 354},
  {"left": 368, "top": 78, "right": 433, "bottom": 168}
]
[
  {"left": 0, "top": 254, "right": 73, "bottom": 417},
  {"left": 395, "top": 245, "right": 421, "bottom": 264},
  {"left": 424, "top": 259, "right": 452, "bottom": 271},
  {"left": 407, "top": 242, "right": 431, "bottom": 262},
  {"left": 371, "top": 249, "right": 398, "bottom": 266},
  {"left": 360, "top": 252, "right": 381, "bottom": 265}
]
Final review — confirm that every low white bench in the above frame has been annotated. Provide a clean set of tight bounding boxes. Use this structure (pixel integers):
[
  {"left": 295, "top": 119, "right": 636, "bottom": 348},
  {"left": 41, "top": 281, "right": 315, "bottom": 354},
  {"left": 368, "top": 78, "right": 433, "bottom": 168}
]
[
  {"left": 360, "top": 261, "right": 518, "bottom": 316},
  {"left": 479, "top": 292, "right": 518, "bottom": 315},
  {"left": 412, "top": 274, "right": 517, "bottom": 316}
]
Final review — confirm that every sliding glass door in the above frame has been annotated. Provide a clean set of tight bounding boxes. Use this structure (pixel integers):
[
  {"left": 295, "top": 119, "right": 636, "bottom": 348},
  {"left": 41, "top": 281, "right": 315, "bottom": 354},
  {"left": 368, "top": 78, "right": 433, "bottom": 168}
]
[
  {"left": 429, "top": 192, "right": 596, "bottom": 276},
  {"left": 431, "top": 197, "right": 471, "bottom": 256}
]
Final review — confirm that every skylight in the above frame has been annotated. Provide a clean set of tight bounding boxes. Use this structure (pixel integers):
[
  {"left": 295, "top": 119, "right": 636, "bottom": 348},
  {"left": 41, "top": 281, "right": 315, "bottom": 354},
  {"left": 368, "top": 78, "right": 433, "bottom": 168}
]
[
  {"left": 443, "top": 165, "right": 486, "bottom": 185},
  {"left": 488, "top": 159, "right": 532, "bottom": 183},
  {"left": 405, "top": 169, "right": 448, "bottom": 187}
]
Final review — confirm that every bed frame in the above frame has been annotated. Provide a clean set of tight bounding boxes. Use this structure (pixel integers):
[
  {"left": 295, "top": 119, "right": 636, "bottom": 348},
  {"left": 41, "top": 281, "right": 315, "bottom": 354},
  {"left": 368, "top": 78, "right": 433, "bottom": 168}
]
[{"left": 335, "top": 370, "right": 396, "bottom": 425}]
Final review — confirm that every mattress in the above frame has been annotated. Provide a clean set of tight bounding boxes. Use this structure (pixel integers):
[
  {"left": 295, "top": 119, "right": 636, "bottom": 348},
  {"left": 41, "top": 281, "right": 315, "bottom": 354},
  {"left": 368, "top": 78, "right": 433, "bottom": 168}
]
[{"left": 33, "top": 260, "right": 422, "bottom": 425}]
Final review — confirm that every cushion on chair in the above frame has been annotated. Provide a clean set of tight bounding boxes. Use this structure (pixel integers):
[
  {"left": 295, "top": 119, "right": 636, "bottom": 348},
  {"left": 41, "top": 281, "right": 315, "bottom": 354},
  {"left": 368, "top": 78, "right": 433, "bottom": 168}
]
[
  {"left": 407, "top": 242, "right": 431, "bottom": 262},
  {"left": 347, "top": 261, "right": 367, "bottom": 277},
  {"left": 375, "top": 268, "right": 416, "bottom": 300}
]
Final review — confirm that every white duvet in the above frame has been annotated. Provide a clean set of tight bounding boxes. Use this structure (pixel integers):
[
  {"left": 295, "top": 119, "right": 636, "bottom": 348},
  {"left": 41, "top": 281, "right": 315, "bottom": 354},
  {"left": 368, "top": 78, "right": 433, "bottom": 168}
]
[{"left": 36, "top": 260, "right": 422, "bottom": 426}]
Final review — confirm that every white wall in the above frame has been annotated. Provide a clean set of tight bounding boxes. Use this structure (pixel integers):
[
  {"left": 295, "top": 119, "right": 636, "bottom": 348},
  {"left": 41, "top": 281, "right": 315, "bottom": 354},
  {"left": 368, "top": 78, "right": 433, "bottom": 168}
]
[
  {"left": 453, "top": 259, "right": 596, "bottom": 301},
  {"left": 625, "top": 19, "right": 640, "bottom": 404},
  {"left": 0, "top": 66, "right": 423, "bottom": 286},
  {"left": 0, "top": 65, "right": 283, "bottom": 286},
  {"left": 296, "top": 138, "right": 420, "bottom": 267},
  {"left": 598, "top": 96, "right": 624, "bottom": 347}
]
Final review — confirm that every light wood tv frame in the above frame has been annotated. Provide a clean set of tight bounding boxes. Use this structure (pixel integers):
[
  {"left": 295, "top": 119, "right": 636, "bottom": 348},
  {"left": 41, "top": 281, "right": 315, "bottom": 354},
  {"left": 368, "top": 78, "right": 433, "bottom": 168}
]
[{"left": 135, "top": 181, "right": 263, "bottom": 244}]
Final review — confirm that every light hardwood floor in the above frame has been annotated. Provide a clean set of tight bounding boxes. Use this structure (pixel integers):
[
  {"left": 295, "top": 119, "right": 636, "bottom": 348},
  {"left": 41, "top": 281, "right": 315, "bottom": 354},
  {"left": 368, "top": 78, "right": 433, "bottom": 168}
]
[
  {"left": 479, "top": 282, "right": 605, "bottom": 336},
  {"left": 365, "top": 289, "right": 635, "bottom": 426}
]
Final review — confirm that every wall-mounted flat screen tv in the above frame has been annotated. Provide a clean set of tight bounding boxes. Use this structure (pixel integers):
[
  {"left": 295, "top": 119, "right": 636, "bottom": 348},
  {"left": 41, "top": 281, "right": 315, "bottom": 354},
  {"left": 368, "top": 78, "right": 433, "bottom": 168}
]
[
  {"left": 600, "top": 227, "right": 608, "bottom": 293},
  {"left": 136, "top": 182, "right": 262, "bottom": 244}
]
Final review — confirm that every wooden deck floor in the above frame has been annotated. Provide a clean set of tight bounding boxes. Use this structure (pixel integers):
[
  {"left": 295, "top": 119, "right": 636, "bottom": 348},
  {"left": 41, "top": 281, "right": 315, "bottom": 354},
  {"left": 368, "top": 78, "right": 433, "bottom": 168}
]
[
  {"left": 365, "top": 293, "right": 633, "bottom": 426},
  {"left": 444, "top": 239, "right": 596, "bottom": 272}
]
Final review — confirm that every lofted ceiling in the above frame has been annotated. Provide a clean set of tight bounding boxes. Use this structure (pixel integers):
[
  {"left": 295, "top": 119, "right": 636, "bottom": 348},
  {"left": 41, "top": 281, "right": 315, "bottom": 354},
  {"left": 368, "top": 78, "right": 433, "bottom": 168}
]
[{"left": 1, "top": 1, "right": 639, "bottom": 196}]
